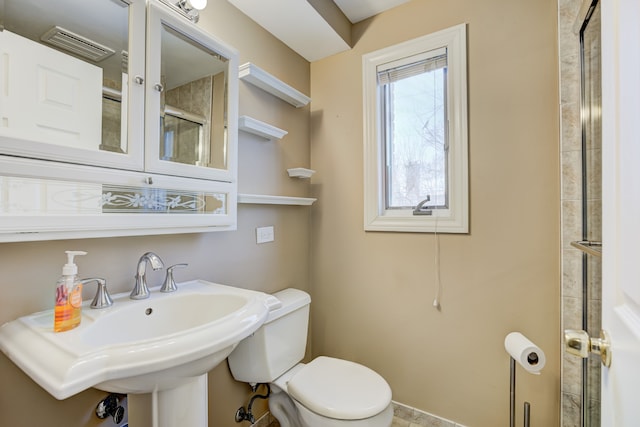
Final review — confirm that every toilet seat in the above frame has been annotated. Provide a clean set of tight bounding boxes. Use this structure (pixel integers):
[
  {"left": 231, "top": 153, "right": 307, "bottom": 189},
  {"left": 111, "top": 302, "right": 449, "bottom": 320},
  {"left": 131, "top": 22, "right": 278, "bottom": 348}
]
[{"left": 287, "top": 356, "right": 392, "bottom": 420}]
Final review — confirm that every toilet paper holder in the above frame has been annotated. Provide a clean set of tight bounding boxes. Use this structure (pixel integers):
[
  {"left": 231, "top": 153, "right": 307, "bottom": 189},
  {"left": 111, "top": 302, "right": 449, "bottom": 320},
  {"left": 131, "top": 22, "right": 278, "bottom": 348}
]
[
  {"left": 509, "top": 357, "right": 531, "bottom": 427},
  {"left": 505, "top": 332, "right": 545, "bottom": 427}
]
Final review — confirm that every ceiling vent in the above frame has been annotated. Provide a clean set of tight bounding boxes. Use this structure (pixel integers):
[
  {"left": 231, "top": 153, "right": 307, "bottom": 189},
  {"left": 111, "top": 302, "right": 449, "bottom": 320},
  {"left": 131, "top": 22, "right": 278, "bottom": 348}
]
[{"left": 41, "top": 26, "right": 115, "bottom": 62}]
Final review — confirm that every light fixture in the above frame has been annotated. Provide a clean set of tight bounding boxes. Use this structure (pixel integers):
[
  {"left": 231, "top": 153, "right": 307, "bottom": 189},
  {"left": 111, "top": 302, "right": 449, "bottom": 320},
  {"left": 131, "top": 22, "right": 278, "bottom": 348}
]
[
  {"left": 178, "top": 0, "right": 207, "bottom": 21},
  {"left": 184, "top": 0, "right": 207, "bottom": 10},
  {"left": 159, "top": 0, "right": 207, "bottom": 22}
]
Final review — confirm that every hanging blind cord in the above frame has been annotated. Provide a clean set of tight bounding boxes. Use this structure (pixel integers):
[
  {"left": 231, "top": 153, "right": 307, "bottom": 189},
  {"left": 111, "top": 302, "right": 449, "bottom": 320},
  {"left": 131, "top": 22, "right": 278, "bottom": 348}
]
[{"left": 432, "top": 66, "right": 443, "bottom": 311}]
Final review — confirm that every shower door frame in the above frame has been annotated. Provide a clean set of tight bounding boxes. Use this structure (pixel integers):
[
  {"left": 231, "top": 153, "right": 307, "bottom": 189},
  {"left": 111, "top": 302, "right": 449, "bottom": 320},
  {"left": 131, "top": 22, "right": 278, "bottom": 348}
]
[{"left": 576, "top": 0, "right": 602, "bottom": 426}]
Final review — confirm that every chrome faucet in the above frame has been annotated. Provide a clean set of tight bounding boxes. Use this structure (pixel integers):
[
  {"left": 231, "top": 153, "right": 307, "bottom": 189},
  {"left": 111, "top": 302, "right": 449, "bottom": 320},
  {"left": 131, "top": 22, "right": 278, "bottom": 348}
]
[{"left": 130, "top": 252, "right": 164, "bottom": 300}]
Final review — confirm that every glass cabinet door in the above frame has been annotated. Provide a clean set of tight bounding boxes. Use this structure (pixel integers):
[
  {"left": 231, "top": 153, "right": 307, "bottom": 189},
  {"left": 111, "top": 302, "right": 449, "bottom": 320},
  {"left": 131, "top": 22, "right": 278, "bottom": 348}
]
[
  {"left": 0, "top": 0, "right": 146, "bottom": 170},
  {"left": 144, "top": 1, "right": 238, "bottom": 182},
  {"left": 0, "top": 0, "right": 239, "bottom": 241}
]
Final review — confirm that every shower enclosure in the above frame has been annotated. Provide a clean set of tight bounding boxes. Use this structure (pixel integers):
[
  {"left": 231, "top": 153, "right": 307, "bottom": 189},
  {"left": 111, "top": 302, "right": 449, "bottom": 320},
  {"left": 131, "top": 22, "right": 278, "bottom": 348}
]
[{"left": 569, "top": 0, "right": 602, "bottom": 426}]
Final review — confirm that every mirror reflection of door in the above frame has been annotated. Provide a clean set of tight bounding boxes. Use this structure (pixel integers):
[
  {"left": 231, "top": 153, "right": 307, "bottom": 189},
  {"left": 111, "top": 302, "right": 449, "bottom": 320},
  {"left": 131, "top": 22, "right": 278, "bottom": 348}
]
[
  {"left": 0, "top": 0, "right": 130, "bottom": 155},
  {"left": 159, "top": 24, "right": 228, "bottom": 171}
]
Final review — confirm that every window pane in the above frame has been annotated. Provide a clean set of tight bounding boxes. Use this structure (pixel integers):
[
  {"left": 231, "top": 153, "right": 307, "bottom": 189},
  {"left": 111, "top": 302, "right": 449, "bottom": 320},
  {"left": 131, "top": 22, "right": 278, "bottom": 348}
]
[
  {"left": 363, "top": 24, "right": 468, "bottom": 233},
  {"left": 382, "top": 64, "right": 447, "bottom": 209}
]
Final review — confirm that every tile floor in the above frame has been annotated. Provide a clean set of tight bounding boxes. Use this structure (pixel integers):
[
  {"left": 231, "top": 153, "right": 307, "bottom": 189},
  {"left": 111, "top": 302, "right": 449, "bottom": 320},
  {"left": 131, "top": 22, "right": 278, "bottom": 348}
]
[
  {"left": 253, "top": 402, "right": 465, "bottom": 427},
  {"left": 264, "top": 416, "right": 418, "bottom": 427},
  {"left": 263, "top": 417, "right": 457, "bottom": 427}
]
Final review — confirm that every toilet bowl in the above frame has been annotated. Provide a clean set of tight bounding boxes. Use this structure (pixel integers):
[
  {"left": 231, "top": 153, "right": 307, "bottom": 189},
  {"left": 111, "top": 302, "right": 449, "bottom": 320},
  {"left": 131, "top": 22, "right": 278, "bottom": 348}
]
[{"left": 227, "top": 288, "right": 393, "bottom": 427}]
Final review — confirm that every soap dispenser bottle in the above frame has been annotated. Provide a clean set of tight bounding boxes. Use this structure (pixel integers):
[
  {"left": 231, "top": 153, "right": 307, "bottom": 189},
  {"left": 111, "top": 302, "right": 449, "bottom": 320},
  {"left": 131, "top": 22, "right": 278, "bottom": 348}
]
[{"left": 54, "top": 250, "right": 87, "bottom": 332}]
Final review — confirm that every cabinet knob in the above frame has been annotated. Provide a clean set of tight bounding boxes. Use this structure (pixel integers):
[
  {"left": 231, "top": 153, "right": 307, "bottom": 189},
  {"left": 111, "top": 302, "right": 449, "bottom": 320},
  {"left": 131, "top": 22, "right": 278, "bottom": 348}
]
[
  {"left": 145, "top": 177, "right": 154, "bottom": 185},
  {"left": 154, "top": 83, "right": 164, "bottom": 93},
  {"left": 134, "top": 75, "right": 144, "bottom": 85}
]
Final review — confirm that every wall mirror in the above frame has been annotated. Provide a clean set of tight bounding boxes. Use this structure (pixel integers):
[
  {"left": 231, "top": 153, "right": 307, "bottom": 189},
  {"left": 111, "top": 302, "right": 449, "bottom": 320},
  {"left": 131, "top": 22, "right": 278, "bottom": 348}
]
[
  {"left": 144, "top": 1, "right": 235, "bottom": 181},
  {"left": 160, "top": 27, "right": 229, "bottom": 170},
  {"left": 0, "top": 0, "right": 146, "bottom": 169},
  {"left": 0, "top": 0, "right": 236, "bottom": 180}
]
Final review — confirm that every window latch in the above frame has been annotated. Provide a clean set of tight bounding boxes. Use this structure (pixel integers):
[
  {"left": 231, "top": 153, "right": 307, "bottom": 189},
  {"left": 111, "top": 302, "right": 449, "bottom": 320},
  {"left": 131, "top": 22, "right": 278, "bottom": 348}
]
[{"left": 413, "top": 196, "right": 433, "bottom": 216}]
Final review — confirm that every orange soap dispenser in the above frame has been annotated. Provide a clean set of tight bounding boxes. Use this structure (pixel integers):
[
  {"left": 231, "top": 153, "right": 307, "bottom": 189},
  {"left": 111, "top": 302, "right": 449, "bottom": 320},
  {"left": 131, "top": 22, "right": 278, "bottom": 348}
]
[{"left": 54, "top": 250, "right": 87, "bottom": 332}]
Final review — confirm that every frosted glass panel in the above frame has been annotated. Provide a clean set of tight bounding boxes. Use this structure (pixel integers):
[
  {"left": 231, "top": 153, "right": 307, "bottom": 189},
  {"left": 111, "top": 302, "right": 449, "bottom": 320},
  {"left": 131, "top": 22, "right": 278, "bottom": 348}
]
[
  {"left": 102, "top": 186, "right": 226, "bottom": 214},
  {"left": 0, "top": 177, "right": 226, "bottom": 215},
  {"left": 0, "top": 177, "right": 102, "bottom": 214}
]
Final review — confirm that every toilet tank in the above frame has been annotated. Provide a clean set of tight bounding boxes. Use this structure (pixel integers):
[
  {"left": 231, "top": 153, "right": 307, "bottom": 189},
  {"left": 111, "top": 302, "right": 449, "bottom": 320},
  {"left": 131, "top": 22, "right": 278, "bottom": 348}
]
[{"left": 228, "top": 288, "right": 311, "bottom": 384}]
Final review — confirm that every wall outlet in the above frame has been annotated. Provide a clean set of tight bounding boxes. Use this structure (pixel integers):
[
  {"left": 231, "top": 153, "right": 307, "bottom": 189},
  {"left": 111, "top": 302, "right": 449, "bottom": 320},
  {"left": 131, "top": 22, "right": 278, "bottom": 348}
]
[{"left": 256, "top": 226, "right": 274, "bottom": 244}]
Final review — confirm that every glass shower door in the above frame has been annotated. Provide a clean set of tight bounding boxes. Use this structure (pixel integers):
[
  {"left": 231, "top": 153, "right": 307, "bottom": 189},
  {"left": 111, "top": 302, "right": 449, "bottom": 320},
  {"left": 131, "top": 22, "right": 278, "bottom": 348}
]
[{"left": 575, "top": 0, "right": 602, "bottom": 425}]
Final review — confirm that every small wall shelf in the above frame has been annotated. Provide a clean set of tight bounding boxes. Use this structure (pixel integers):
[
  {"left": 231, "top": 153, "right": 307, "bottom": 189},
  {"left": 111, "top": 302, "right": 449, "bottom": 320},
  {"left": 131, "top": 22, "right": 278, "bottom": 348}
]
[
  {"left": 239, "top": 116, "right": 288, "bottom": 140},
  {"left": 287, "top": 168, "right": 315, "bottom": 179},
  {"left": 238, "top": 193, "right": 316, "bottom": 206},
  {"left": 239, "top": 62, "right": 311, "bottom": 108}
]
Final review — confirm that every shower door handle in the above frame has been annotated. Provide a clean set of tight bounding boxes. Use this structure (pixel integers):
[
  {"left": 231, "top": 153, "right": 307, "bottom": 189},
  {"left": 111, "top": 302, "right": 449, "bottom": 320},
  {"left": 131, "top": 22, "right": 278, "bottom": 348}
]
[{"left": 564, "top": 329, "right": 612, "bottom": 367}]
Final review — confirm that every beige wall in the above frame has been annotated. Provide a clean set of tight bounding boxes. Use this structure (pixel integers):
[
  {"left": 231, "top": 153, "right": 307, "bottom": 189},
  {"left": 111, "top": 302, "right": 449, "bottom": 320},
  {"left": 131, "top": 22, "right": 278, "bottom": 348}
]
[
  {"left": 0, "top": 1, "right": 310, "bottom": 426},
  {"left": 309, "top": 1, "right": 561, "bottom": 426},
  {"left": 1, "top": 0, "right": 563, "bottom": 426}
]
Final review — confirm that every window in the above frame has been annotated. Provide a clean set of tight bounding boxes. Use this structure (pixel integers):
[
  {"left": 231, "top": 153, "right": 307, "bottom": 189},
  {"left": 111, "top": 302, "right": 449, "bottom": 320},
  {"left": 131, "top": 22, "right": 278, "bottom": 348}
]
[{"left": 363, "top": 24, "right": 468, "bottom": 233}]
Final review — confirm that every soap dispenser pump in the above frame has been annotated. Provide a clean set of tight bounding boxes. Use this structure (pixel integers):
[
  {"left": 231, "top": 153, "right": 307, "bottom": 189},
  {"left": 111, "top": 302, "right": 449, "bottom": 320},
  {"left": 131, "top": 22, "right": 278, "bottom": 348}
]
[{"left": 54, "top": 250, "right": 87, "bottom": 332}]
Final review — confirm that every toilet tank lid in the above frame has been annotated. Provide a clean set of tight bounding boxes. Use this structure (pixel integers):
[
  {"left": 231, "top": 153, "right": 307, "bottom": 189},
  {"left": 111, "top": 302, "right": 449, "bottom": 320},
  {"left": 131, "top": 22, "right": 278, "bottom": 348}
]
[
  {"left": 266, "top": 288, "right": 311, "bottom": 323},
  {"left": 287, "top": 356, "right": 392, "bottom": 420}
]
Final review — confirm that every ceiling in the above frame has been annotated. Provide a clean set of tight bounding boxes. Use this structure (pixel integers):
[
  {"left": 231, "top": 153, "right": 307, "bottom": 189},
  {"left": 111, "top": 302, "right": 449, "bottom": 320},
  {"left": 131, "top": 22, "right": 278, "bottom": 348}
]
[
  {"left": 227, "top": 0, "right": 411, "bottom": 62},
  {"left": 6, "top": 0, "right": 409, "bottom": 81},
  {"left": 333, "top": 0, "right": 411, "bottom": 24}
]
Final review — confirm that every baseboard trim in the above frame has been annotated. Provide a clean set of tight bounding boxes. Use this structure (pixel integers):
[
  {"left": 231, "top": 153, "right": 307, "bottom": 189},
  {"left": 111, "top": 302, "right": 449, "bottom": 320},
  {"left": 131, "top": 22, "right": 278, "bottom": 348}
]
[
  {"left": 392, "top": 401, "right": 467, "bottom": 427},
  {"left": 251, "top": 400, "right": 466, "bottom": 427}
]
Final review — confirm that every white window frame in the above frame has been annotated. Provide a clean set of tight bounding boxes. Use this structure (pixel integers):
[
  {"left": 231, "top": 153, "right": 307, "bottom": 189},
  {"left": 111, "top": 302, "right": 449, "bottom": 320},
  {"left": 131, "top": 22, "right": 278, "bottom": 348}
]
[{"left": 363, "top": 24, "right": 468, "bottom": 233}]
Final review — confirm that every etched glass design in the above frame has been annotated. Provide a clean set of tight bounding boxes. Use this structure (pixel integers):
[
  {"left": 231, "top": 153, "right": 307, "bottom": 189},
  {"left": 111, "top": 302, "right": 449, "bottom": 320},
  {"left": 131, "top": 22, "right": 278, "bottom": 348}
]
[
  {"left": 0, "top": 177, "right": 226, "bottom": 215},
  {"left": 102, "top": 186, "right": 225, "bottom": 214}
]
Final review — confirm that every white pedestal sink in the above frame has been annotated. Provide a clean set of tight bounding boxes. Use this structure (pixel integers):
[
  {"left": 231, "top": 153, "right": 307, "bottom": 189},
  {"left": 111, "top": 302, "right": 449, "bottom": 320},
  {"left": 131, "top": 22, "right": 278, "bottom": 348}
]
[{"left": 0, "top": 280, "right": 280, "bottom": 427}]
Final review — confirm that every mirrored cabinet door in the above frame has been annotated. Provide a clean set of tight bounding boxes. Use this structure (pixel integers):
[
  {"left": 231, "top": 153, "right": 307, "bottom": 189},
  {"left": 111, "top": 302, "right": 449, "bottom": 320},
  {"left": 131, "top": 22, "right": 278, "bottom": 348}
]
[
  {"left": 0, "top": 0, "right": 146, "bottom": 170},
  {"left": 0, "top": 0, "right": 239, "bottom": 241},
  {"left": 144, "top": 1, "right": 238, "bottom": 182}
]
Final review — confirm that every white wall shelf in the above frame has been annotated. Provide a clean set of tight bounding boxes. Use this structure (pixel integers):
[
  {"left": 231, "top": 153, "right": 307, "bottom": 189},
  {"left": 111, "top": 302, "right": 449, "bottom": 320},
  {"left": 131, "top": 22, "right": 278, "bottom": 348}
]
[
  {"left": 239, "top": 62, "right": 311, "bottom": 108},
  {"left": 238, "top": 193, "right": 316, "bottom": 206},
  {"left": 287, "top": 168, "right": 315, "bottom": 178},
  {"left": 239, "top": 116, "right": 288, "bottom": 140}
]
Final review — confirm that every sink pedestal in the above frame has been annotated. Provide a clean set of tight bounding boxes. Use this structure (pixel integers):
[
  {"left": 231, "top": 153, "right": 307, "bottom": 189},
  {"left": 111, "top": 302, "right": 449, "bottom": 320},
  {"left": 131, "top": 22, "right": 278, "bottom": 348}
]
[{"left": 128, "top": 374, "right": 208, "bottom": 427}]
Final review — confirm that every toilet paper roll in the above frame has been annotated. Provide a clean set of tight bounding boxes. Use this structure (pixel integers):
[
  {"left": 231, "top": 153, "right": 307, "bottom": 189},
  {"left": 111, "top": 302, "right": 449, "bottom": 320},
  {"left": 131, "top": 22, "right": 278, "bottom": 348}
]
[{"left": 504, "top": 332, "right": 546, "bottom": 375}]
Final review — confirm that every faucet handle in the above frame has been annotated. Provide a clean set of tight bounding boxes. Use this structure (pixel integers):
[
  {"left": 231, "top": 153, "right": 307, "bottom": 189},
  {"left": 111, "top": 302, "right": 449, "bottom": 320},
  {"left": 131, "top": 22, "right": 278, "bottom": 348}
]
[
  {"left": 81, "top": 278, "right": 113, "bottom": 309},
  {"left": 160, "top": 263, "right": 188, "bottom": 293}
]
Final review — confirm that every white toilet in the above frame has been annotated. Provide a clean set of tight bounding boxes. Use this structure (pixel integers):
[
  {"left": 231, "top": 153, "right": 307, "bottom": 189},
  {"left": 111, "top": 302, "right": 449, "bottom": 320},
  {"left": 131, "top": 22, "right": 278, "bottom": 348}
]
[{"left": 228, "top": 288, "right": 393, "bottom": 427}]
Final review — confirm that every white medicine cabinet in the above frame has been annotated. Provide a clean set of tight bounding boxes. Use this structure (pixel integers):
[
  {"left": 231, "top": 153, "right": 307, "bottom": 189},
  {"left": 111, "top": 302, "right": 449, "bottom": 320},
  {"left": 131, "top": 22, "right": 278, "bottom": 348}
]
[{"left": 0, "top": 0, "right": 239, "bottom": 241}]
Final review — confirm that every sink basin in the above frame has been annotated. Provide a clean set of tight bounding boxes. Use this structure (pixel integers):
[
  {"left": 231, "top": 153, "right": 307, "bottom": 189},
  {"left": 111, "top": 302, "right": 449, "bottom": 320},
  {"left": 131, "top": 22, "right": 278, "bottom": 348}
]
[
  {"left": 0, "top": 280, "right": 279, "bottom": 400},
  {"left": 83, "top": 292, "right": 247, "bottom": 348}
]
